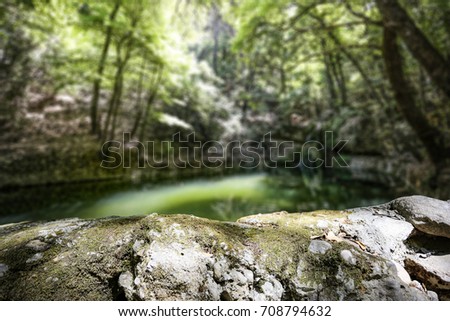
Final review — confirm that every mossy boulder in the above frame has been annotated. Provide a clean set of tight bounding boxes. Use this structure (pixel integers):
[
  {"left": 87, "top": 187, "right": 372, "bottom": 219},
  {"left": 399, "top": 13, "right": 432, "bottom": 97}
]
[{"left": 0, "top": 197, "right": 448, "bottom": 301}]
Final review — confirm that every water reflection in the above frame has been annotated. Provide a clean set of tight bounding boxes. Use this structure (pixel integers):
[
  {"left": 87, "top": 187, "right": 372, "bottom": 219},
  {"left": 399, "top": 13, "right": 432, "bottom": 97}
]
[{"left": 0, "top": 173, "right": 394, "bottom": 224}]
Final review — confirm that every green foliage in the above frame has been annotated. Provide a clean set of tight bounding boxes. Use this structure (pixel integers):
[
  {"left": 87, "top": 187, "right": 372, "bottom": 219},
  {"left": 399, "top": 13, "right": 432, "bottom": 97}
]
[
  {"left": 0, "top": 0, "right": 34, "bottom": 126},
  {"left": 0, "top": 0, "right": 448, "bottom": 170}
]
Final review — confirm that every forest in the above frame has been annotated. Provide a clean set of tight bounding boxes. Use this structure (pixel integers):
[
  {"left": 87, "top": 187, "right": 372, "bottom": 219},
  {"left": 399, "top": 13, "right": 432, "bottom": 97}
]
[{"left": 0, "top": 0, "right": 449, "bottom": 223}]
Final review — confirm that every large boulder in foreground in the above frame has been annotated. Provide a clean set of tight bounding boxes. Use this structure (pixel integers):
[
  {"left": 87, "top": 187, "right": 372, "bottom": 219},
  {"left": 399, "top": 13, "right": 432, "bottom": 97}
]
[{"left": 0, "top": 196, "right": 448, "bottom": 301}]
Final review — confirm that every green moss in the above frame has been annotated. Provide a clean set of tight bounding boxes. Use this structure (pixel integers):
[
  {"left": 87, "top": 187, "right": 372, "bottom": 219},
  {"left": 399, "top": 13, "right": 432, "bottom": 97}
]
[
  {"left": 1, "top": 211, "right": 387, "bottom": 300},
  {"left": 235, "top": 211, "right": 350, "bottom": 275},
  {"left": 236, "top": 211, "right": 378, "bottom": 299},
  {"left": 300, "top": 242, "right": 376, "bottom": 299},
  {"left": 139, "top": 215, "right": 249, "bottom": 259},
  {"left": 0, "top": 217, "right": 142, "bottom": 300},
  {"left": 0, "top": 225, "right": 42, "bottom": 252}
]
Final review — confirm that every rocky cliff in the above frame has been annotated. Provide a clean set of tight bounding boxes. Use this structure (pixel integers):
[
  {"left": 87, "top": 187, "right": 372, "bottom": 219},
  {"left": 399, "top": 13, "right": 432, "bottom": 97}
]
[{"left": 0, "top": 195, "right": 448, "bottom": 300}]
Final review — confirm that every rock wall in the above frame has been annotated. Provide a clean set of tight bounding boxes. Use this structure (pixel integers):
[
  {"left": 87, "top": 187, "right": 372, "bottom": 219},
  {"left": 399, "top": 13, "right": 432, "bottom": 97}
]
[{"left": 0, "top": 196, "right": 448, "bottom": 301}]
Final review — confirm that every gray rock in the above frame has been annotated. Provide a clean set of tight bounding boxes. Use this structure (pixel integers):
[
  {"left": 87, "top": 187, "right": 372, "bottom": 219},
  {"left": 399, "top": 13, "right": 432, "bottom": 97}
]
[
  {"left": 260, "top": 278, "right": 284, "bottom": 300},
  {"left": 26, "top": 253, "right": 43, "bottom": 264},
  {"left": 391, "top": 196, "right": 450, "bottom": 238},
  {"left": 340, "top": 250, "right": 356, "bottom": 265},
  {"left": 0, "top": 264, "right": 8, "bottom": 277},
  {"left": 316, "top": 220, "right": 329, "bottom": 229},
  {"left": 409, "top": 280, "right": 423, "bottom": 290},
  {"left": 362, "top": 275, "right": 430, "bottom": 301},
  {"left": 388, "top": 261, "right": 411, "bottom": 285},
  {"left": 427, "top": 291, "right": 439, "bottom": 301},
  {"left": 137, "top": 240, "right": 213, "bottom": 300},
  {"left": 242, "top": 269, "right": 254, "bottom": 284},
  {"left": 0, "top": 206, "right": 445, "bottom": 301},
  {"left": 118, "top": 271, "right": 135, "bottom": 299},
  {"left": 308, "top": 240, "right": 332, "bottom": 254},
  {"left": 213, "top": 259, "right": 228, "bottom": 282},
  {"left": 228, "top": 269, "right": 248, "bottom": 285},
  {"left": 341, "top": 208, "right": 414, "bottom": 261},
  {"left": 26, "top": 240, "right": 50, "bottom": 252},
  {"left": 405, "top": 254, "right": 450, "bottom": 292},
  {"left": 132, "top": 240, "right": 144, "bottom": 253}
]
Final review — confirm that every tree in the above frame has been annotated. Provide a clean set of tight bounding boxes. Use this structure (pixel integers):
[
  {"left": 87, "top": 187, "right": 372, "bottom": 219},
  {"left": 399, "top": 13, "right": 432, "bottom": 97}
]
[
  {"left": 0, "top": 0, "right": 39, "bottom": 130},
  {"left": 375, "top": 0, "right": 450, "bottom": 99},
  {"left": 87, "top": 0, "right": 122, "bottom": 136},
  {"left": 379, "top": 6, "right": 450, "bottom": 166}
]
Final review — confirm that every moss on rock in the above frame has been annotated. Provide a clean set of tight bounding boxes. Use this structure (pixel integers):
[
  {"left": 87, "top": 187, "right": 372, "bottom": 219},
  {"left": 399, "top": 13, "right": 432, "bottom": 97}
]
[{"left": 0, "top": 202, "right": 443, "bottom": 301}]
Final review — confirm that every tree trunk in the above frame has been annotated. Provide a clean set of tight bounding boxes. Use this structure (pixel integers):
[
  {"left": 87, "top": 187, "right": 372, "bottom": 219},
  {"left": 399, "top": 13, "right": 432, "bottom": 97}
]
[
  {"left": 211, "top": 5, "right": 220, "bottom": 74},
  {"left": 108, "top": 69, "right": 125, "bottom": 142},
  {"left": 102, "top": 63, "right": 123, "bottom": 142},
  {"left": 89, "top": 1, "right": 121, "bottom": 136},
  {"left": 108, "top": 45, "right": 133, "bottom": 143},
  {"left": 130, "top": 56, "right": 148, "bottom": 138},
  {"left": 382, "top": 26, "right": 450, "bottom": 166},
  {"left": 332, "top": 53, "right": 348, "bottom": 106},
  {"left": 375, "top": 0, "right": 450, "bottom": 99},
  {"left": 103, "top": 13, "right": 137, "bottom": 143},
  {"left": 139, "top": 66, "right": 163, "bottom": 141},
  {"left": 321, "top": 39, "right": 337, "bottom": 108}
]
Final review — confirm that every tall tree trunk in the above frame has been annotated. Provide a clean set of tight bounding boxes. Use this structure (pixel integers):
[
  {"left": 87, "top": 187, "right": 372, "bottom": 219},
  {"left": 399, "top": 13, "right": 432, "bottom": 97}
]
[
  {"left": 108, "top": 46, "right": 133, "bottom": 142},
  {"left": 102, "top": 63, "right": 124, "bottom": 142},
  {"left": 279, "top": 47, "right": 287, "bottom": 95},
  {"left": 279, "top": 65, "right": 286, "bottom": 95},
  {"left": 211, "top": 5, "right": 220, "bottom": 74},
  {"left": 130, "top": 56, "right": 148, "bottom": 138},
  {"left": 382, "top": 26, "right": 450, "bottom": 166},
  {"left": 332, "top": 53, "right": 347, "bottom": 106},
  {"left": 242, "top": 63, "right": 255, "bottom": 118},
  {"left": 108, "top": 69, "right": 125, "bottom": 142},
  {"left": 139, "top": 66, "right": 163, "bottom": 141},
  {"left": 89, "top": 1, "right": 121, "bottom": 136},
  {"left": 103, "top": 12, "right": 137, "bottom": 142},
  {"left": 321, "top": 39, "right": 337, "bottom": 108},
  {"left": 375, "top": 0, "right": 450, "bottom": 99}
]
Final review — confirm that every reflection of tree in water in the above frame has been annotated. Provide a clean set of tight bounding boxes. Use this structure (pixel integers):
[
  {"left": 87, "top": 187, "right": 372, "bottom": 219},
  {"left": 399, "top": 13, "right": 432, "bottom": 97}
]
[{"left": 261, "top": 172, "right": 393, "bottom": 213}]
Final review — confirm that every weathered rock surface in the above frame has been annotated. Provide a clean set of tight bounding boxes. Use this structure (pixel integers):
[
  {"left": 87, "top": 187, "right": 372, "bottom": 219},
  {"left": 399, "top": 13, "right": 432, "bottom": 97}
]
[
  {"left": 340, "top": 207, "right": 414, "bottom": 262},
  {"left": 0, "top": 196, "right": 448, "bottom": 301},
  {"left": 405, "top": 254, "right": 450, "bottom": 300},
  {"left": 391, "top": 196, "right": 450, "bottom": 239}
]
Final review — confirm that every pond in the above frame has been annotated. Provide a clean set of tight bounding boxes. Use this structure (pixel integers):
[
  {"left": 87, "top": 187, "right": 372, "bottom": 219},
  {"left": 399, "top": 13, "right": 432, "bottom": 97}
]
[{"left": 0, "top": 172, "right": 396, "bottom": 224}]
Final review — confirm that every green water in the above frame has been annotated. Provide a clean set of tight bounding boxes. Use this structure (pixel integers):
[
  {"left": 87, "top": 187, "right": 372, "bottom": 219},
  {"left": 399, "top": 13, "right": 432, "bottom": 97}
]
[{"left": 0, "top": 173, "right": 394, "bottom": 224}]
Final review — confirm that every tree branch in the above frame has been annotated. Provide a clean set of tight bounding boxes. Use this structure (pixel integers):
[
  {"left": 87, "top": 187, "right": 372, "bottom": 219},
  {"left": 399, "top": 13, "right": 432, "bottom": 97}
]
[
  {"left": 343, "top": 0, "right": 382, "bottom": 26},
  {"left": 375, "top": 0, "right": 450, "bottom": 99}
]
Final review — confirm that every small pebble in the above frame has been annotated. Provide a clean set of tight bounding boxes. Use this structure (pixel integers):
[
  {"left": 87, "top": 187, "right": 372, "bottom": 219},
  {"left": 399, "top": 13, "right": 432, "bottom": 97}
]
[
  {"left": 308, "top": 240, "right": 332, "bottom": 254},
  {"left": 0, "top": 264, "right": 9, "bottom": 277},
  {"left": 26, "top": 253, "right": 43, "bottom": 264},
  {"left": 340, "top": 250, "right": 356, "bottom": 265},
  {"left": 316, "top": 220, "right": 329, "bottom": 229}
]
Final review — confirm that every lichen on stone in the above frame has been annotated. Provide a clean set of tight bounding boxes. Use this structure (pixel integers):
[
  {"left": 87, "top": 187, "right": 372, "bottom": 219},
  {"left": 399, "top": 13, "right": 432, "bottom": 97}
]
[{"left": 0, "top": 197, "right": 447, "bottom": 301}]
